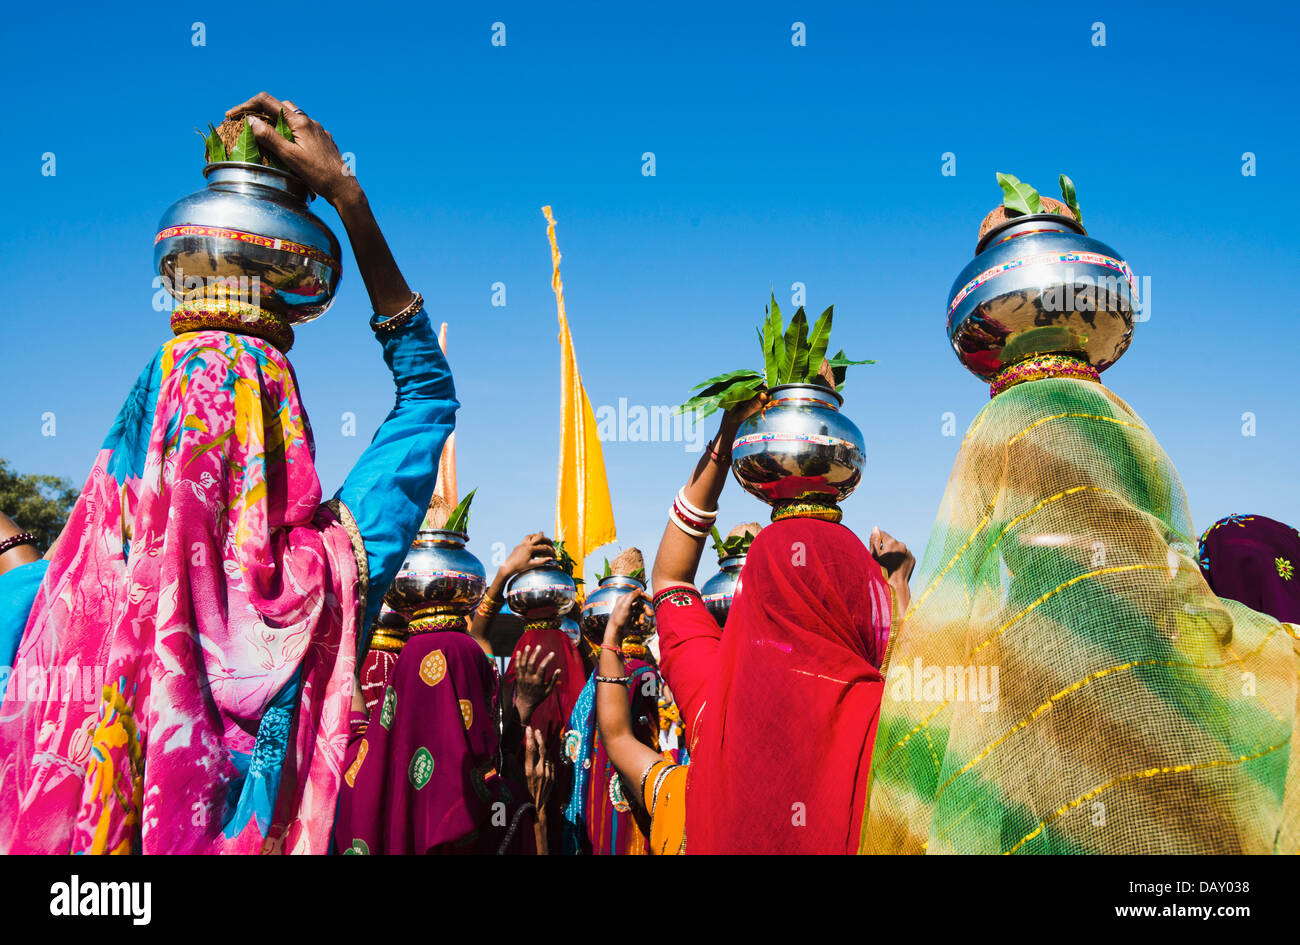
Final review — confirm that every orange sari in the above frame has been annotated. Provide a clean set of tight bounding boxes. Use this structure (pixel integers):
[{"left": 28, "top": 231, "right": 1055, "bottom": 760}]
[{"left": 641, "top": 759, "right": 688, "bottom": 855}]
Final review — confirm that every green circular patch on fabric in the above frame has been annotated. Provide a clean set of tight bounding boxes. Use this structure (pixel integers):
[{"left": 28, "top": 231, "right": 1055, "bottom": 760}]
[
  {"left": 409, "top": 747, "right": 435, "bottom": 789},
  {"left": 380, "top": 686, "right": 397, "bottom": 730},
  {"left": 343, "top": 838, "right": 369, "bottom": 855}
]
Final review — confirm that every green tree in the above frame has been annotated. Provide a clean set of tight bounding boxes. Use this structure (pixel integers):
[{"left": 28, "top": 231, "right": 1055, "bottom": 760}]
[{"left": 0, "top": 458, "right": 78, "bottom": 550}]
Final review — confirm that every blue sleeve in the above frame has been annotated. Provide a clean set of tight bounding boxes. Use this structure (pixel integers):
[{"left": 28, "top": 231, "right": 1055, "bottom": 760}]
[
  {"left": 335, "top": 311, "right": 458, "bottom": 635},
  {"left": 0, "top": 559, "right": 48, "bottom": 669}
]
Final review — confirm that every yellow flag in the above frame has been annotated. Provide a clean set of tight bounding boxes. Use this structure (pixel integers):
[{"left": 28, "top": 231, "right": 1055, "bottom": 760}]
[{"left": 543, "top": 206, "right": 616, "bottom": 584}]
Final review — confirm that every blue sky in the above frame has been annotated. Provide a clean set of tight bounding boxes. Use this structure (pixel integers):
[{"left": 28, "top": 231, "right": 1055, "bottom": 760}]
[{"left": 2, "top": 1, "right": 1297, "bottom": 581}]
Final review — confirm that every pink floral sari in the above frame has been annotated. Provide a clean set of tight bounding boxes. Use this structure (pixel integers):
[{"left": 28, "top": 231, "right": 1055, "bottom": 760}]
[{"left": 0, "top": 331, "right": 360, "bottom": 854}]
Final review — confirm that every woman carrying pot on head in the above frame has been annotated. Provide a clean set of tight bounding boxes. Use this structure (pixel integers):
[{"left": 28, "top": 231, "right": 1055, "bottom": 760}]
[
  {"left": 0, "top": 92, "right": 458, "bottom": 854},
  {"left": 476, "top": 531, "right": 588, "bottom": 851},
  {"left": 649, "top": 390, "right": 914, "bottom": 854},
  {"left": 559, "top": 547, "right": 663, "bottom": 855},
  {"left": 864, "top": 186, "right": 1300, "bottom": 855},
  {"left": 596, "top": 587, "right": 685, "bottom": 855}
]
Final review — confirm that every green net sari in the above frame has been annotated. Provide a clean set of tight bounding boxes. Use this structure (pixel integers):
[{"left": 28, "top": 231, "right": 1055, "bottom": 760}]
[{"left": 862, "top": 375, "right": 1300, "bottom": 854}]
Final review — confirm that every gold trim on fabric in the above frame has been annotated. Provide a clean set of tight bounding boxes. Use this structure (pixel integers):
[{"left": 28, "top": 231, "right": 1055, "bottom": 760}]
[
  {"left": 325, "top": 498, "right": 369, "bottom": 624},
  {"left": 969, "top": 563, "right": 1167, "bottom": 660},
  {"left": 934, "top": 625, "right": 1291, "bottom": 805},
  {"left": 908, "top": 413, "right": 1152, "bottom": 620},
  {"left": 1002, "top": 741, "right": 1289, "bottom": 855},
  {"left": 879, "top": 563, "right": 1169, "bottom": 774}
]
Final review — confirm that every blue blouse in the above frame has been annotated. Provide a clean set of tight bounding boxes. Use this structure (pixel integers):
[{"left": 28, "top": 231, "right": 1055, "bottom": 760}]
[
  {"left": 335, "top": 310, "right": 459, "bottom": 636},
  {"left": 0, "top": 559, "right": 47, "bottom": 670}
]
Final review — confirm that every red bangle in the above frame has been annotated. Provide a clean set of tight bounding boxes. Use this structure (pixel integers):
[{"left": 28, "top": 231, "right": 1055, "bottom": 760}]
[{"left": 600, "top": 643, "right": 623, "bottom": 656}]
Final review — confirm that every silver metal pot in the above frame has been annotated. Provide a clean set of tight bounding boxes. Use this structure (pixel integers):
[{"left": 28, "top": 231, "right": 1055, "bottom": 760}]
[
  {"left": 560, "top": 616, "right": 582, "bottom": 646},
  {"left": 579, "top": 573, "right": 653, "bottom": 645},
  {"left": 386, "top": 529, "right": 487, "bottom": 622},
  {"left": 701, "top": 553, "right": 746, "bottom": 625},
  {"left": 731, "top": 383, "right": 866, "bottom": 505},
  {"left": 154, "top": 162, "right": 342, "bottom": 324},
  {"left": 505, "top": 563, "right": 577, "bottom": 625},
  {"left": 947, "top": 213, "right": 1136, "bottom": 381}
]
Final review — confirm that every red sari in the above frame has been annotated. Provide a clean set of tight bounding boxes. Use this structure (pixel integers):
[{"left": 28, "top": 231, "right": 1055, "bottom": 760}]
[{"left": 654, "top": 518, "right": 891, "bottom": 854}]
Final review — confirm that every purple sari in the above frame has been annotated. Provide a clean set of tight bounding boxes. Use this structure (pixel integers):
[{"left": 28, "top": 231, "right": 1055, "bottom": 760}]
[
  {"left": 336, "top": 629, "right": 535, "bottom": 854},
  {"left": 1198, "top": 514, "right": 1300, "bottom": 623}
]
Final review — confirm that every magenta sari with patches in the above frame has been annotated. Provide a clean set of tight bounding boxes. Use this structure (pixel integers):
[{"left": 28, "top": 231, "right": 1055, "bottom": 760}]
[
  {"left": 0, "top": 331, "right": 359, "bottom": 854},
  {"left": 336, "top": 629, "right": 535, "bottom": 854}
]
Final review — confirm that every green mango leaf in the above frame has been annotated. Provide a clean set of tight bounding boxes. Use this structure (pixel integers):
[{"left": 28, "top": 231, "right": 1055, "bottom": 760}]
[
  {"left": 763, "top": 295, "right": 787, "bottom": 387},
  {"left": 1058, "top": 173, "right": 1082, "bottom": 224},
  {"left": 600, "top": 557, "right": 612, "bottom": 580},
  {"left": 806, "top": 305, "right": 834, "bottom": 381},
  {"left": 689, "top": 368, "right": 763, "bottom": 393},
  {"left": 783, "top": 307, "right": 810, "bottom": 384},
  {"left": 826, "top": 353, "right": 876, "bottom": 368},
  {"left": 444, "top": 488, "right": 476, "bottom": 534},
  {"left": 826, "top": 350, "right": 875, "bottom": 392},
  {"left": 198, "top": 124, "right": 227, "bottom": 164},
  {"left": 717, "top": 376, "right": 765, "bottom": 409},
  {"left": 629, "top": 566, "right": 645, "bottom": 581},
  {"left": 274, "top": 108, "right": 295, "bottom": 143},
  {"left": 676, "top": 393, "right": 725, "bottom": 420},
  {"left": 710, "top": 525, "right": 726, "bottom": 556},
  {"left": 229, "top": 117, "right": 262, "bottom": 165},
  {"left": 552, "top": 539, "right": 579, "bottom": 577},
  {"left": 263, "top": 110, "right": 296, "bottom": 171},
  {"left": 996, "top": 172, "right": 1041, "bottom": 215}
]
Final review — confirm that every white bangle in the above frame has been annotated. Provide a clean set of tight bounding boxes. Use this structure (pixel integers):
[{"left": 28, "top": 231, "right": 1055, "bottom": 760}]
[
  {"left": 675, "top": 487, "right": 717, "bottom": 521},
  {"left": 668, "top": 507, "right": 708, "bottom": 538}
]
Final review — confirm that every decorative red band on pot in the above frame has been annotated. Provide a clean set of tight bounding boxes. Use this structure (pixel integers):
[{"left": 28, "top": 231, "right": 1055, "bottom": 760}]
[
  {"left": 732, "top": 432, "right": 859, "bottom": 449},
  {"left": 395, "top": 567, "right": 482, "bottom": 582},
  {"left": 155, "top": 224, "right": 341, "bottom": 270},
  {"left": 947, "top": 251, "right": 1137, "bottom": 319}
]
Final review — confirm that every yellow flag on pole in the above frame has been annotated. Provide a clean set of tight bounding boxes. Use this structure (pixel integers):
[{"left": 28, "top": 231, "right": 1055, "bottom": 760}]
[{"left": 543, "top": 206, "right": 616, "bottom": 584}]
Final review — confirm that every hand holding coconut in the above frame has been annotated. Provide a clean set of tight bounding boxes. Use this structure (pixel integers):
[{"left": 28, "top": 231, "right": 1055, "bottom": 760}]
[
  {"left": 226, "top": 92, "right": 354, "bottom": 205},
  {"left": 223, "top": 91, "right": 414, "bottom": 318}
]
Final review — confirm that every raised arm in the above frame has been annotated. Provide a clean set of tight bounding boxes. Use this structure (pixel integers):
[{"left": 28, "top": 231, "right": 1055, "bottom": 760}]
[
  {"left": 595, "top": 590, "right": 661, "bottom": 789},
  {"left": 469, "top": 533, "right": 556, "bottom": 653},
  {"left": 230, "top": 93, "right": 459, "bottom": 635},
  {"left": 650, "top": 394, "right": 767, "bottom": 594}
]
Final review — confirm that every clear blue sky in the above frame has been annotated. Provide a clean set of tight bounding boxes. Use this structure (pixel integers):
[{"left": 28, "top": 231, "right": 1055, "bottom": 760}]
[{"left": 2, "top": 1, "right": 1297, "bottom": 580}]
